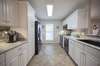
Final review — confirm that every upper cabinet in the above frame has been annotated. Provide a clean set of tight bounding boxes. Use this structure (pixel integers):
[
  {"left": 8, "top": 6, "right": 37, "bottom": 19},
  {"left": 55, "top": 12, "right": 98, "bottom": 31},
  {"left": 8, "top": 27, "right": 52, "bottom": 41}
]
[
  {"left": 0, "top": 0, "right": 7, "bottom": 26},
  {"left": 62, "top": 3, "right": 89, "bottom": 29},
  {"left": 6, "top": 0, "right": 18, "bottom": 27},
  {"left": 78, "top": 4, "right": 90, "bottom": 29},
  {"left": 0, "top": 0, "right": 18, "bottom": 27},
  {"left": 63, "top": 10, "right": 78, "bottom": 29},
  {"left": 91, "top": 0, "right": 100, "bottom": 19}
]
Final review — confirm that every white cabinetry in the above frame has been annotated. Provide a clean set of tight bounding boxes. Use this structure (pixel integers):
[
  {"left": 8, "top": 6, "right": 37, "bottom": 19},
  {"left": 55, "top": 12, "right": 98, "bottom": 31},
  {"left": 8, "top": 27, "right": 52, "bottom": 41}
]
[
  {"left": 18, "top": 1, "right": 35, "bottom": 63},
  {"left": 69, "top": 39, "right": 100, "bottom": 66},
  {"left": 85, "top": 52, "right": 100, "bottom": 66},
  {"left": 0, "top": 0, "right": 18, "bottom": 26},
  {"left": 0, "top": 0, "right": 7, "bottom": 26},
  {"left": 6, "top": 56, "right": 19, "bottom": 66},
  {"left": 18, "top": 44, "right": 27, "bottom": 66},
  {"left": 85, "top": 45, "right": 100, "bottom": 66},
  {"left": 6, "top": 43, "right": 27, "bottom": 66},
  {"left": 63, "top": 4, "right": 89, "bottom": 29},
  {"left": 0, "top": 54, "right": 5, "bottom": 66},
  {"left": 91, "top": 0, "right": 100, "bottom": 19},
  {"left": 69, "top": 39, "right": 76, "bottom": 59},
  {"left": 6, "top": 0, "right": 18, "bottom": 27}
]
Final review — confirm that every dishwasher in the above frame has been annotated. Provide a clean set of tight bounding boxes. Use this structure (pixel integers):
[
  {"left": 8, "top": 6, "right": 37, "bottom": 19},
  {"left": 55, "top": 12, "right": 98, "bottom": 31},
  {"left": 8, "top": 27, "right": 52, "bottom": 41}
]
[{"left": 64, "top": 37, "right": 69, "bottom": 54}]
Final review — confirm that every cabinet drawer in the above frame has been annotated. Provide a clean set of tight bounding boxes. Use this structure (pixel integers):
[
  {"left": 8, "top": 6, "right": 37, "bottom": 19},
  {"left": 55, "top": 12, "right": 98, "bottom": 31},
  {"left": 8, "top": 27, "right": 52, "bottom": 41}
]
[{"left": 85, "top": 45, "right": 100, "bottom": 58}]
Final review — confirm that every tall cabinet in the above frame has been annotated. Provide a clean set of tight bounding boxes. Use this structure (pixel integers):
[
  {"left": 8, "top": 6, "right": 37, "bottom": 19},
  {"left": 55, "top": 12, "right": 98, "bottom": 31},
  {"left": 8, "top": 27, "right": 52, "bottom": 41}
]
[{"left": 18, "top": 0, "right": 35, "bottom": 63}]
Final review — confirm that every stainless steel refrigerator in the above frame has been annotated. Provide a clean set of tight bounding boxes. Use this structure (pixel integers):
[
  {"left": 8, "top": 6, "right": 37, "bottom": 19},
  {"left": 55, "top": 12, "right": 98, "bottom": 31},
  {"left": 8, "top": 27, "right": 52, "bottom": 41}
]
[{"left": 35, "top": 21, "right": 42, "bottom": 55}]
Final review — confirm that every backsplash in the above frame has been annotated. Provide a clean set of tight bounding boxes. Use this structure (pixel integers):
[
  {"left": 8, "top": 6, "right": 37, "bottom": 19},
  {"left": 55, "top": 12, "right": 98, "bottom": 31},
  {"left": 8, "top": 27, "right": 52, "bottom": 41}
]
[{"left": 0, "top": 26, "right": 10, "bottom": 39}]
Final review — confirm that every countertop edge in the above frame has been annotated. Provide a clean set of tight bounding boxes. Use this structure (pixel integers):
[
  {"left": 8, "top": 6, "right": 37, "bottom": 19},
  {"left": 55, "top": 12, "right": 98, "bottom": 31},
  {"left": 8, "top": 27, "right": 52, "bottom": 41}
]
[
  {"left": 63, "top": 36, "right": 100, "bottom": 50},
  {"left": 0, "top": 41, "right": 28, "bottom": 55}
]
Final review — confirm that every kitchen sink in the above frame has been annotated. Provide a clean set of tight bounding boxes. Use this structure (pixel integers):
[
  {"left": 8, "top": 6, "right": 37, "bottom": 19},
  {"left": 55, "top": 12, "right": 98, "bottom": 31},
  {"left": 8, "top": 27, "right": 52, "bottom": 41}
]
[{"left": 78, "top": 39, "right": 100, "bottom": 47}]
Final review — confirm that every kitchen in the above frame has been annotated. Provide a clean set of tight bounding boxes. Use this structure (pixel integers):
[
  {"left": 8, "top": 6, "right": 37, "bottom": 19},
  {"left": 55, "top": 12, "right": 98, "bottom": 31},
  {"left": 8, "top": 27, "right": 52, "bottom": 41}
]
[{"left": 0, "top": 0, "right": 100, "bottom": 66}]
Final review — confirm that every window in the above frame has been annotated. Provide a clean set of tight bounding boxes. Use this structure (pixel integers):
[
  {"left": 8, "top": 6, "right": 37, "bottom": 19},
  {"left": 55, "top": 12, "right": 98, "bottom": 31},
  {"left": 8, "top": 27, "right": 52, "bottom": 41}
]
[{"left": 46, "top": 24, "right": 54, "bottom": 40}]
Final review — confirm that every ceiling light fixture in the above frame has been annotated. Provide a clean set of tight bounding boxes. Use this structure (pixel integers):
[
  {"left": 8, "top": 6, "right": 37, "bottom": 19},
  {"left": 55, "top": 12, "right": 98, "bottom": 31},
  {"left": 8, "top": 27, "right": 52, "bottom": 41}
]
[{"left": 46, "top": 4, "right": 53, "bottom": 16}]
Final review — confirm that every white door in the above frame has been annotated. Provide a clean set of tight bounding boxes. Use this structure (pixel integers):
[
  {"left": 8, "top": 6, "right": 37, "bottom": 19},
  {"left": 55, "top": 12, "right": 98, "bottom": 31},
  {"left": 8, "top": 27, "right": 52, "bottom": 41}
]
[{"left": 45, "top": 24, "right": 54, "bottom": 43}]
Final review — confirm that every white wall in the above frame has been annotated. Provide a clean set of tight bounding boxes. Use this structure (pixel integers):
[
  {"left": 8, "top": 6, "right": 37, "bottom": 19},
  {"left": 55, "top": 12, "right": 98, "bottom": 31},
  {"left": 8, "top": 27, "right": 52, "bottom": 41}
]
[{"left": 40, "top": 20, "right": 62, "bottom": 44}]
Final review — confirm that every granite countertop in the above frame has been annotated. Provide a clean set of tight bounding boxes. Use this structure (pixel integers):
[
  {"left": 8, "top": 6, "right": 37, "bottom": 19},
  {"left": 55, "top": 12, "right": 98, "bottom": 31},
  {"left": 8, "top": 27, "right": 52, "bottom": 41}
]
[
  {"left": 63, "top": 35, "right": 100, "bottom": 50},
  {"left": 0, "top": 41, "right": 28, "bottom": 55}
]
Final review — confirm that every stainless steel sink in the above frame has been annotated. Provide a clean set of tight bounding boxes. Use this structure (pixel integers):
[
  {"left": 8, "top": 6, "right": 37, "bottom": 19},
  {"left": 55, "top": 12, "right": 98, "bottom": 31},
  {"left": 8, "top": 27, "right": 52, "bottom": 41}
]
[{"left": 78, "top": 39, "right": 100, "bottom": 47}]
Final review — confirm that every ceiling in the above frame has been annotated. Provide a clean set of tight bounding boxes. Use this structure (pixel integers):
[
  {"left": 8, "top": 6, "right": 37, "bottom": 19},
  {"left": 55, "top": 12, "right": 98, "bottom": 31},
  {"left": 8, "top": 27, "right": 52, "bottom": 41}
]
[{"left": 29, "top": 0, "right": 87, "bottom": 20}]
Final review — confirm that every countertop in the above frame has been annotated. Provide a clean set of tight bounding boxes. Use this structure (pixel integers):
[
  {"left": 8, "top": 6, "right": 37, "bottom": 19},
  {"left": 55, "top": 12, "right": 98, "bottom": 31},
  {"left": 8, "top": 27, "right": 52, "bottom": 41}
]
[
  {"left": 63, "top": 35, "right": 100, "bottom": 50},
  {"left": 0, "top": 40, "right": 28, "bottom": 55}
]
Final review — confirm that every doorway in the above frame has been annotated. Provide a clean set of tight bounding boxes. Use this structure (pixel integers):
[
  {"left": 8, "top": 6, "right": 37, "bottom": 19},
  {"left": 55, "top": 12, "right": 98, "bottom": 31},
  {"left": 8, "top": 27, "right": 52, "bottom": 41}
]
[{"left": 45, "top": 24, "right": 54, "bottom": 43}]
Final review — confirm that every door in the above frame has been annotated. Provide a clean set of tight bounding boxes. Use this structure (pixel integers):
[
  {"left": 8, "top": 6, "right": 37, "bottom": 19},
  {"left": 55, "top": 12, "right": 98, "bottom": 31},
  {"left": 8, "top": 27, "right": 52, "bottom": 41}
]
[{"left": 45, "top": 24, "right": 54, "bottom": 43}]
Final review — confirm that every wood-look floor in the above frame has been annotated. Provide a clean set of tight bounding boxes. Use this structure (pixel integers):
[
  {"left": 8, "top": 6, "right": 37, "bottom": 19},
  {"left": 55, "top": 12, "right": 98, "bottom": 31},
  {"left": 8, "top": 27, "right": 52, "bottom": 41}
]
[{"left": 27, "top": 44, "right": 75, "bottom": 66}]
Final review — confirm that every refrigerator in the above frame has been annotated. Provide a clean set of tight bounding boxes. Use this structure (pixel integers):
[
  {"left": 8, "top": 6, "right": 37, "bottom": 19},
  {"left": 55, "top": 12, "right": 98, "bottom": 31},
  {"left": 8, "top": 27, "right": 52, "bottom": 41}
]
[{"left": 35, "top": 21, "right": 42, "bottom": 55}]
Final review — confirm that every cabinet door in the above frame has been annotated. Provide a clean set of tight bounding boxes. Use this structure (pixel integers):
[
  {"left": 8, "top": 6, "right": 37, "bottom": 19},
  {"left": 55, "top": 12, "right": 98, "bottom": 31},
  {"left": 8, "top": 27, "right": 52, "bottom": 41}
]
[
  {"left": 80, "top": 52, "right": 86, "bottom": 66},
  {"left": 27, "top": 44, "right": 33, "bottom": 63},
  {"left": 91, "top": 0, "right": 100, "bottom": 18},
  {"left": 0, "top": 0, "right": 3, "bottom": 24},
  {"left": 0, "top": 54, "right": 5, "bottom": 66},
  {"left": 31, "top": 21, "right": 35, "bottom": 55},
  {"left": 0, "top": 0, "right": 7, "bottom": 25},
  {"left": 6, "top": 56, "right": 19, "bottom": 66},
  {"left": 69, "top": 40, "right": 76, "bottom": 60},
  {"left": 78, "top": 3, "right": 89, "bottom": 29},
  {"left": 6, "top": 0, "right": 18, "bottom": 27},
  {"left": 75, "top": 46, "right": 80, "bottom": 65},
  {"left": 86, "top": 52, "right": 100, "bottom": 66},
  {"left": 19, "top": 53, "right": 26, "bottom": 66},
  {"left": 19, "top": 44, "right": 27, "bottom": 66}
]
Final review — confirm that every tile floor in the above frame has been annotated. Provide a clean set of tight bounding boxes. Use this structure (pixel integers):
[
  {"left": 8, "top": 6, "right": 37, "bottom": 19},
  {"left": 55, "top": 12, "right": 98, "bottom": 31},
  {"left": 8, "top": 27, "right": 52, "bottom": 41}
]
[{"left": 27, "top": 44, "right": 75, "bottom": 66}]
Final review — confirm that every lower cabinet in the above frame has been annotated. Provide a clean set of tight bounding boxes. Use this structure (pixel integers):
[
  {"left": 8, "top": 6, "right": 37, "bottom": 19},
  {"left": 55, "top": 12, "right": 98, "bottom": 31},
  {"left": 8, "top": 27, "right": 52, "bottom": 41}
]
[
  {"left": 80, "top": 52, "right": 86, "bottom": 66},
  {"left": 69, "top": 39, "right": 100, "bottom": 66},
  {"left": 69, "top": 40, "right": 76, "bottom": 60},
  {"left": 0, "top": 54, "right": 5, "bottom": 66},
  {"left": 19, "top": 53, "right": 26, "bottom": 66},
  {"left": 85, "top": 52, "right": 100, "bottom": 66},
  {"left": 6, "top": 56, "right": 19, "bottom": 66},
  {"left": 6, "top": 43, "right": 27, "bottom": 66},
  {"left": 27, "top": 44, "right": 33, "bottom": 63}
]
